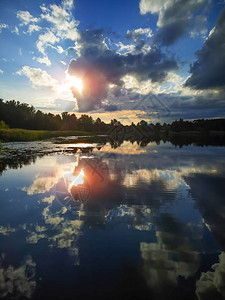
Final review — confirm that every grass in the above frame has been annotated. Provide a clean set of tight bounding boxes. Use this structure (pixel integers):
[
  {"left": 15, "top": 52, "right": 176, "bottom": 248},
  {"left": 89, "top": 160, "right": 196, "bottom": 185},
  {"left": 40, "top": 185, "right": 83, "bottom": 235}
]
[{"left": 0, "top": 128, "right": 94, "bottom": 142}]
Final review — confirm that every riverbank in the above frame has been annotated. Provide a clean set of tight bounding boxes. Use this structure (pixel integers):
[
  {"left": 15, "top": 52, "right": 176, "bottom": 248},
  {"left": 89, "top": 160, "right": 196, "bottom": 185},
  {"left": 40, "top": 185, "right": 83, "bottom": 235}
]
[{"left": 0, "top": 128, "right": 95, "bottom": 142}]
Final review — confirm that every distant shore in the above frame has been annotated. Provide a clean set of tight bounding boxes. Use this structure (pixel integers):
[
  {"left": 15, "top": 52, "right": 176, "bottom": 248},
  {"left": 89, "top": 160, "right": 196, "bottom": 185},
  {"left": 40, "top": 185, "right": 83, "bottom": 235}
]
[
  {"left": 0, "top": 127, "right": 224, "bottom": 143},
  {"left": 0, "top": 128, "right": 95, "bottom": 142}
]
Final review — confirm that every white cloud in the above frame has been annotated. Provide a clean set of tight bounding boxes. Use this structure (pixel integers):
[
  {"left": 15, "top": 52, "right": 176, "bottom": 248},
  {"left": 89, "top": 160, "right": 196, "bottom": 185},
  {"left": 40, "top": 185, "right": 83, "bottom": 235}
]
[
  {"left": 19, "top": 48, "right": 22, "bottom": 56},
  {"left": 62, "top": 0, "right": 74, "bottom": 9},
  {"left": 27, "top": 24, "right": 41, "bottom": 35},
  {"left": 0, "top": 69, "right": 3, "bottom": 74},
  {"left": 35, "top": 30, "right": 60, "bottom": 65},
  {"left": 115, "top": 42, "right": 136, "bottom": 54},
  {"left": 190, "top": 15, "right": 208, "bottom": 38},
  {"left": 36, "top": 30, "right": 59, "bottom": 55},
  {"left": 17, "top": 10, "right": 39, "bottom": 25},
  {"left": 11, "top": 26, "right": 19, "bottom": 35},
  {"left": 208, "top": 26, "right": 215, "bottom": 38},
  {"left": 60, "top": 60, "right": 67, "bottom": 65},
  {"left": 65, "top": 27, "right": 80, "bottom": 41},
  {"left": 40, "top": 0, "right": 80, "bottom": 41},
  {"left": 139, "top": 0, "right": 167, "bottom": 15},
  {"left": 16, "top": 66, "right": 58, "bottom": 89},
  {"left": 127, "top": 27, "right": 153, "bottom": 40},
  {"left": 122, "top": 74, "right": 161, "bottom": 95},
  {"left": 48, "top": 44, "right": 64, "bottom": 53},
  {"left": 35, "top": 56, "right": 52, "bottom": 66},
  {"left": 0, "top": 23, "right": 9, "bottom": 33},
  {"left": 56, "top": 45, "right": 64, "bottom": 53}
]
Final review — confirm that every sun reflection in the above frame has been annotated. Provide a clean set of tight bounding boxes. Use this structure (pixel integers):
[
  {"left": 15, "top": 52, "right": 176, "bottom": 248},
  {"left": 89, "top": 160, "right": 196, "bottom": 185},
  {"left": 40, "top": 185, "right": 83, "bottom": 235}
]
[
  {"left": 69, "top": 169, "right": 84, "bottom": 189},
  {"left": 66, "top": 73, "right": 83, "bottom": 94}
]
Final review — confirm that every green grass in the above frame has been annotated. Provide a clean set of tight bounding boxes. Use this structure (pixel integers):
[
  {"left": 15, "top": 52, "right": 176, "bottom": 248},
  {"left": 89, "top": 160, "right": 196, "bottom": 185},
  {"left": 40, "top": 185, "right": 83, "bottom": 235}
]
[{"left": 0, "top": 128, "right": 94, "bottom": 142}]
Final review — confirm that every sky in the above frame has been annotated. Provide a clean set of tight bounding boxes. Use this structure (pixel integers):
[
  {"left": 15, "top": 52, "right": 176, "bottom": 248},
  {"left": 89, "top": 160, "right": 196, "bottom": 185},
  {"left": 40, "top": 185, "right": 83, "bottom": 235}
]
[{"left": 0, "top": 0, "right": 225, "bottom": 124}]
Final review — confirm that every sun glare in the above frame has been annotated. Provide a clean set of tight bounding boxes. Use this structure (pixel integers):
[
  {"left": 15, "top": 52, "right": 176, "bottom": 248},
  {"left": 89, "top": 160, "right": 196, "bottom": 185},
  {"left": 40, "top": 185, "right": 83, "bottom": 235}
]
[
  {"left": 69, "top": 169, "right": 85, "bottom": 189},
  {"left": 66, "top": 74, "right": 83, "bottom": 94}
]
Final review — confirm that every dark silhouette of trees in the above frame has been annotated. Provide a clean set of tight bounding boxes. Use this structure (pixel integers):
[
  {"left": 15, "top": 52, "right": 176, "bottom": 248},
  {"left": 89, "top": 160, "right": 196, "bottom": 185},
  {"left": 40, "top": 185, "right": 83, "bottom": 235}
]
[
  {"left": 1, "top": 98, "right": 225, "bottom": 135},
  {"left": 0, "top": 98, "right": 109, "bottom": 132}
]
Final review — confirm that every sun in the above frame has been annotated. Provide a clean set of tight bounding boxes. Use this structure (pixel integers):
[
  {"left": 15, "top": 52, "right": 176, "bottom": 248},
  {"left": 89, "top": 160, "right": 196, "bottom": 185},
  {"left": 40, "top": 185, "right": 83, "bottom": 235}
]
[{"left": 66, "top": 73, "right": 83, "bottom": 94}]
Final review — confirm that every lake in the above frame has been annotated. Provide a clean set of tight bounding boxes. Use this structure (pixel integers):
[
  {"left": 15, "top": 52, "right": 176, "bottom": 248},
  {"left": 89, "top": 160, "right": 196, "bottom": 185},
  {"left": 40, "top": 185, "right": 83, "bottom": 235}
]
[{"left": 0, "top": 138, "right": 225, "bottom": 300}]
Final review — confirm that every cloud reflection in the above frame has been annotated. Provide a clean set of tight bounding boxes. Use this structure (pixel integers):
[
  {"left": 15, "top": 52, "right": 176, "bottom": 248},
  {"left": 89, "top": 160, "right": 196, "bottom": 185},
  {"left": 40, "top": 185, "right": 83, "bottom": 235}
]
[
  {"left": 0, "top": 255, "right": 36, "bottom": 299},
  {"left": 196, "top": 252, "right": 225, "bottom": 300}
]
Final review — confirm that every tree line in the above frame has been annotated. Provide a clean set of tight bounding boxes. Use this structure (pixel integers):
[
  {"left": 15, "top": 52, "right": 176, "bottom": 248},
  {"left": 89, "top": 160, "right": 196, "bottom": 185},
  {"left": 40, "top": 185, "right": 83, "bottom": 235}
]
[
  {"left": 1, "top": 98, "right": 225, "bottom": 133},
  {"left": 0, "top": 99, "right": 109, "bottom": 132}
]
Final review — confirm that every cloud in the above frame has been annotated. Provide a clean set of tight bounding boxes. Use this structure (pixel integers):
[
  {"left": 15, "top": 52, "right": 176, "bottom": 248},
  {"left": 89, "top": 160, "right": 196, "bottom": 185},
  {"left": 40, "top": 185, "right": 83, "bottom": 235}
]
[
  {"left": 0, "top": 256, "right": 36, "bottom": 299},
  {"left": 140, "top": 0, "right": 210, "bottom": 45},
  {"left": 127, "top": 27, "right": 153, "bottom": 41},
  {"left": 11, "top": 26, "right": 19, "bottom": 35},
  {"left": 68, "top": 29, "right": 177, "bottom": 112},
  {"left": 36, "top": 30, "right": 59, "bottom": 56},
  {"left": 185, "top": 7, "right": 225, "bottom": 90},
  {"left": 196, "top": 252, "right": 225, "bottom": 300},
  {"left": 0, "top": 69, "right": 3, "bottom": 74},
  {"left": 17, "top": 66, "right": 58, "bottom": 89},
  {"left": 36, "top": 99, "right": 76, "bottom": 112},
  {"left": 26, "top": 232, "right": 46, "bottom": 243},
  {"left": 0, "top": 225, "right": 16, "bottom": 236},
  {"left": 27, "top": 24, "right": 41, "bottom": 35},
  {"left": 34, "top": 0, "right": 79, "bottom": 65},
  {"left": 103, "top": 104, "right": 118, "bottom": 112},
  {"left": 49, "top": 219, "right": 83, "bottom": 248},
  {"left": 40, "top": 0, "right": 80, "bottom": 41},
  {"left": 22, "top": 175, "right": 57, "bottom": 195},
  {"left": 42, "top": 206, "right": 63, "bottom": 227},
  {"left": 48, "top": 44, "right": 64, "bottom": 54},
  {"left": 114, "top": 42, "right": 136, "bottom": 55},
  {"left": 53, "top": 99, "right": 75, "bottom": 111},
  {"left": 67, "top": 46, "right": 77, "bottom": 56},
  {"left": 0, "top": 23, "right": 9, "bottom": 33},
  {"left": 190, "top": 15, "right": 208, "bottom": 38},
  {"left": 17, "top": 10, "right": 39, "bottom": 25},
  {"left": 35, "top": 56, "right": 51, "bottom": 66},
  {"left": 42, "top": 195, "right": 55, "bottom": 205}
]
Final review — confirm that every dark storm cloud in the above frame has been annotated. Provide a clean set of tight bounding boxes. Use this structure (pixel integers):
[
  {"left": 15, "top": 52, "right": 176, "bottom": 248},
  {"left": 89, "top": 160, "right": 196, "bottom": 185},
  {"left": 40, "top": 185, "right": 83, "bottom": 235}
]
[
  {"left": 140, "top": 0, "right": 210, "bottom": 46},
  {"left": 126, "top": 89, "right": 225, "bottom": 122},
  {"left": 156, "top": 20, "right": 189, "bottom": 46},
  {"left": 159, "top": 0, "right": 209, "bottom": 45},
  {"left": 185, "top": 7, "right": 225, "bottom": 90},
  {"left": 68, "top": 29, "right": 177, "bottom": 112},
  {"left": 103, "top": 104, "right": 118, "bottom": 112}
]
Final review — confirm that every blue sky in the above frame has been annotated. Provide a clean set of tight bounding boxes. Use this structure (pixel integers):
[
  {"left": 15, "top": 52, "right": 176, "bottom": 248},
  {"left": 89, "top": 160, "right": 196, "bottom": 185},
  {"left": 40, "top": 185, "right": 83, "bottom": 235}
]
[{"left": 0, "top": 0, "right": 225, "bottom": 124}]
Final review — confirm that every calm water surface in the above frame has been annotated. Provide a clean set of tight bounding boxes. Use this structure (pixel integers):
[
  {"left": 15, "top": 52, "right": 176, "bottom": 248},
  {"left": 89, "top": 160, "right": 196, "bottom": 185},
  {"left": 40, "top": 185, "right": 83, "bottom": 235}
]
[{"left": 0, "top": 140, "right": 225, "bottom": 300}]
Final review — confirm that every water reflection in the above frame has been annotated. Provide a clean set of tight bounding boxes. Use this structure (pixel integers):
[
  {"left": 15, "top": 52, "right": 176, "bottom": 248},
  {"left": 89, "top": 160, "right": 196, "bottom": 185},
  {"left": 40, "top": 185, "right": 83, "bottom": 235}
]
[
  {"left": 196, "top": 252, "right": 225, "bottom": 300},
  {"left": 0, "top": 254, "right": 36, "bottom": 299},
  {"left": 0, "top": 140, "right": 225, "bottom": 299}
]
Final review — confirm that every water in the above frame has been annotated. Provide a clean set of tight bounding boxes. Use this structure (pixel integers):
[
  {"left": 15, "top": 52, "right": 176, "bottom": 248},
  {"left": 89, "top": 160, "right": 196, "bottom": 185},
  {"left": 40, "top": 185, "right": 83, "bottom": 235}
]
[{"left": 0, "top": 140, "right": 225, "bottom": 300}]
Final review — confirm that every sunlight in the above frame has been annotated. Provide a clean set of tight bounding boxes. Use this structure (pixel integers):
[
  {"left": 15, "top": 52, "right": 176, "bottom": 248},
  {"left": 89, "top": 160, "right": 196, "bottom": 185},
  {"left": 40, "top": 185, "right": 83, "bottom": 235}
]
[
  {"left": 69, "top": 169, "right": 85, "bottom": 189},
  {"left": 66, "top": 73, "right": 83, "bottom": 94}
]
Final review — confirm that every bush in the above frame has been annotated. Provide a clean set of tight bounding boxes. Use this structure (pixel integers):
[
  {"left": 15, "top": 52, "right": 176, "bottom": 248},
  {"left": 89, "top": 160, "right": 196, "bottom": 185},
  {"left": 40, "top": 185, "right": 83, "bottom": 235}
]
[{"left": 0, "top": 120, "right": 9, "bottom": 129}]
